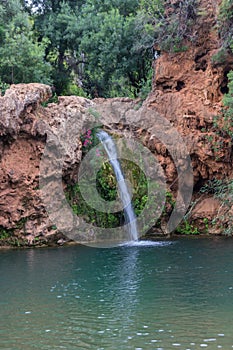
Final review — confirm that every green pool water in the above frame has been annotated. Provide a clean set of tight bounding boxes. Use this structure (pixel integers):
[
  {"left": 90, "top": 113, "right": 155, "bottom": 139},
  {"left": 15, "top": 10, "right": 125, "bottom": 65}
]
[{"left": 1, "top": 238, "right": 233, "bottom": 349}]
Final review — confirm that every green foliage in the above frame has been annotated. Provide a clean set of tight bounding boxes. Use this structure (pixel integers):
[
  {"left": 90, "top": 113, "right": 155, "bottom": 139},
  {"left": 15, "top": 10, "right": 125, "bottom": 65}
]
[
  {"left": 39, "top": 1, "right": 78, "bottom": 94},
  {"left": 62, "top": 82, "right": 88, "bottom": 97},
  {"left": 0, "top": 227, "right": 25, "bottom": 246},
  {"left": 66, "top": 132, "right": 151, "bottom": 229},
  {"left": 140, "top": 0, "right": 197, "bottom": 52},
  {"left": 22, "top": 0, "right": 155, "bottom": 97},
  {"left": 165, "top": 190, "right": 176, "bottom": 209},
  {"left": 0, "top": 0, "right": 52, "bottom": 85},
  {"left": 210, "top": 11, "right": 233, "bottom": 233},
  {"left": 0, "top": 228, "right": 11, "bottom": 240},
  {"left": 139, "top": 0, "right": 164, "bottom": 18},
  {"left": 176, "top": 220, "right": 199, "bottom": 235},
  {"left": 221, "top": 70, "right": 233, "bottom": 137},
  {"left": 2, "top": 0, "right": 200, "bottom": 97},
  {"left": 200, "top": 178, "right": 226, "bottom": 195},
  {"left": 203, "top": 217, "right": 209, "bottom": 232},
  {"left": 138, "top": 67, "right": 153, "bottom": 100},
  {"left": 0, "top": 80, "right": 9, "bottom": 96},
  {"left": 218, "top": 0, "right": 233, "bottom": 48},
  {"left": 129, "top": 161, "right": 148, "bottom": 216},
  {"left": 15, "top": 217, "right": 27, "bottom": 230},
  {"left": 66, "top": 177, "right": 122, "bottom": 229},
  {"left": 213, "top": 57, "right": 233, "bottom": 140},
  {"left": 211, "top": 48, "right": 228, "bottom": 64},
  {"left": 41, "top": 92, "right": 58, "bottom": 107},
  {"left": 213, "top": 70, "right": 233, "bottom": 138},
  {"left": 96, "top": 162, "right": 118, "bottom": 202},
  {"left": 173, "top": 44, "right": 189, "bottom": 53},
  {"left": 75, "top": 6, "right": 153, "bottom": 97},
  {"left": 201, "top": 178, "right": 233, "bottom": 211}
]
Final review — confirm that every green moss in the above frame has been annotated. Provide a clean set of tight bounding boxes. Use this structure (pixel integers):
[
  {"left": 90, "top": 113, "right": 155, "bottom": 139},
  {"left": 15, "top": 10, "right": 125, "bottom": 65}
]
[{"left": 66, "top": 152, "right": 150, "bottom": 229}]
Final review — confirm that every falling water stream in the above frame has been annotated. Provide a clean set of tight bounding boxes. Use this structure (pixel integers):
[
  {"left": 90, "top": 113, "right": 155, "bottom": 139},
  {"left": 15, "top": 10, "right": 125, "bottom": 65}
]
[{"left": 97, "top": 130, "right": 138, "bottom": 241}]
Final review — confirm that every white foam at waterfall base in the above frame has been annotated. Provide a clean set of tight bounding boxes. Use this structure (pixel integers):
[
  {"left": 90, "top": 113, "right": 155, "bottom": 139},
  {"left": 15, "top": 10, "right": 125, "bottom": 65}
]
[
  {"left": 97, "top": 130, "right": 138, "bottom": 241},
  {"left": 119, "top": 240, "right": 173, "bottom": 247}
]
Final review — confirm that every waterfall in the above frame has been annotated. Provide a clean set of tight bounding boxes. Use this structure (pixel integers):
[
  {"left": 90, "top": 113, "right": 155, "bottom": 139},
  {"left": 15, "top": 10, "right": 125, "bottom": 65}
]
[{"left": 97, "top": 130, "right": 138, "bottom": 241}]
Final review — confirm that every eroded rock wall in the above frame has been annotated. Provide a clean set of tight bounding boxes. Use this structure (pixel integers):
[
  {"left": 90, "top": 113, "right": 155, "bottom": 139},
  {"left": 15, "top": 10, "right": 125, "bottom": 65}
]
[
  {"left": 0, "top": 84, "right": 95, "bottom": 245},
  {"left": 0, "top": 0, "right": 233, "bottom": 244}
]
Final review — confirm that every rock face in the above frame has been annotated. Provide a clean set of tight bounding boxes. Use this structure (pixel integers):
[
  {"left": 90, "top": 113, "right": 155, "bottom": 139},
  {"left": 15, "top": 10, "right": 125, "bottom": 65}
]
[
  {"left": 144, "top": 0, "right": 233, "bottom": 231},
  {"left": 147, "top": 0, "right": 233, "bottom": 183},
  {"left": 0, "top": 84, "right": 51, "bottom": 245},
  {"left": 0, "top": 84, "right": 96, "bottom": 245},
  {"left": 0, "top": 0, "right": 233, "bottom": 245}
]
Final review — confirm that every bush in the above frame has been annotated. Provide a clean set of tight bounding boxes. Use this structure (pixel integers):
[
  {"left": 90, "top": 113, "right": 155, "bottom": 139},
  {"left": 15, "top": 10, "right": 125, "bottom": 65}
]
[
  {"left": 0, "top": 80, "right": 9, "bottom": 96},
  {"left": 218, "top": 0, "right": 233, "bottom": 48},
  {"left": 221, "top": 70, "right": 233, "bottom": 137},
  {"left": 149, "top": 0, "right": 198, "bottom": 52}
]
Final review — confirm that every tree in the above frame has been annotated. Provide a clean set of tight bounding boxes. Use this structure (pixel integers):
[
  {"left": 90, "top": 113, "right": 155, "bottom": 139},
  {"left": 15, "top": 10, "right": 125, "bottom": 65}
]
[
  {"left": 0, "top": 0, "right": 51, "bottom": 84},
  {"left": 24, "top": 0, "right": 83, "bottom": 14},
  {"left": 73, "top": 5, "right": 154, "bottom": 97},
  {"left": 25, "top": 0, "right": 154, "bottom": 97},
  {"left": 1, "top": 0, "right": 201, "bottom": 97},
  {"left": 40, "top": 1, "right": 78, "bottom": 94}
]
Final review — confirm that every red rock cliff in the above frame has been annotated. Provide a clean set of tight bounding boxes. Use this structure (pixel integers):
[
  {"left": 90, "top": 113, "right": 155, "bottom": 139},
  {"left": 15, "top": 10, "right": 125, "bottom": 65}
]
[{"left": 0, "top": 0, "right": 233, "bottom": 245}]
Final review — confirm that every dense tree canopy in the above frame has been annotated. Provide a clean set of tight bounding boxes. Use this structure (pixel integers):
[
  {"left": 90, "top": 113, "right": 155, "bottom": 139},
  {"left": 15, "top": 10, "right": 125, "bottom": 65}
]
[
  {"left": 0, "top": 0, "right": 51, "bottom": 85},
  {"left": 1, "top": 0, "right": 158, "bottom": 97},
  {"left": 0, "top": 0, "right": 212, "bottom": 98},
  {"left": 29, "top": 0, "right": 155, "bottom": 97}
]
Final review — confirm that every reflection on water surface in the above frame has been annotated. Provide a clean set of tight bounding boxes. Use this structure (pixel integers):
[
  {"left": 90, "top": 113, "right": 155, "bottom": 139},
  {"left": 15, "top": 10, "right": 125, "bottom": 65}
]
[{"left": 1, "top": 238, "right": 233, "bottom": 349}]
